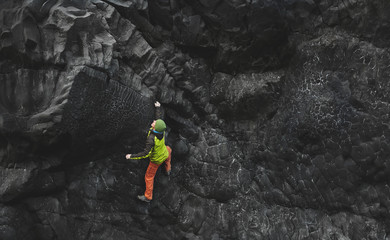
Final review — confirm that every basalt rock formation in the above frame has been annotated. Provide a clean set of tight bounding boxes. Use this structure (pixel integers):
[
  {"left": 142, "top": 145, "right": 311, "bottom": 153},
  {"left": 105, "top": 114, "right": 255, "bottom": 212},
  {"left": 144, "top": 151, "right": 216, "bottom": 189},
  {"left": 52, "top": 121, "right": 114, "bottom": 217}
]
[{"left": 1, "top": 0, "right": 390, "bottom": 239}]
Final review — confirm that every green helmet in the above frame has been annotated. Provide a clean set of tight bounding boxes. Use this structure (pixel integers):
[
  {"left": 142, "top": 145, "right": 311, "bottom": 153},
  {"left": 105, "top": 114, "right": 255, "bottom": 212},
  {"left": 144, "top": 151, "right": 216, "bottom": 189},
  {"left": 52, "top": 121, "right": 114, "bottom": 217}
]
[{"left": 155, "top": 119, "right": 166, "bottom": 132}]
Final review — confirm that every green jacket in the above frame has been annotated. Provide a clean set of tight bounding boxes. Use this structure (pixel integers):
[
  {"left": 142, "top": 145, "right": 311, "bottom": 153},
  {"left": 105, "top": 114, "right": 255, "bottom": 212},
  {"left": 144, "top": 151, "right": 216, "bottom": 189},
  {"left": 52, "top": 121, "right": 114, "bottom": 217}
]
[{"left": 130, "top": 128, "right": 169, "bottom": 165}]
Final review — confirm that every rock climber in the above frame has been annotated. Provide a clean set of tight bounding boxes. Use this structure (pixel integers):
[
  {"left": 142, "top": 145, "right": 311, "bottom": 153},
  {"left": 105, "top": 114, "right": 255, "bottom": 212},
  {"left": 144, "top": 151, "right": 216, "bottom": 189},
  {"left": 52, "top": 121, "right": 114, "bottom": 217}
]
[{"left": 125, "top": 101, "right": 172, "bottom": 202}]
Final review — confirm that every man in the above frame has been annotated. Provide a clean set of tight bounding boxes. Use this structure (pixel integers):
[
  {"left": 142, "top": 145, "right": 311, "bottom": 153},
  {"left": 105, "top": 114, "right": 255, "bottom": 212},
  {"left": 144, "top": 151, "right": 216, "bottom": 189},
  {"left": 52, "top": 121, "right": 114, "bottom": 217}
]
[{"left": 125, "top": 101, "right": 172, "bottom": 202}]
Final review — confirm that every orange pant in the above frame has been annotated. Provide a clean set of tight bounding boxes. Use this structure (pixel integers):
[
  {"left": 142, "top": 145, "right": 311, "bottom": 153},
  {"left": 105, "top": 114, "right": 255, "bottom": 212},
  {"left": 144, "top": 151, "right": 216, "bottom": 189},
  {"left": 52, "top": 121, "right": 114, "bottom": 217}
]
[{"left": 144, "top": 146, "right": 172, "bottom": 200}]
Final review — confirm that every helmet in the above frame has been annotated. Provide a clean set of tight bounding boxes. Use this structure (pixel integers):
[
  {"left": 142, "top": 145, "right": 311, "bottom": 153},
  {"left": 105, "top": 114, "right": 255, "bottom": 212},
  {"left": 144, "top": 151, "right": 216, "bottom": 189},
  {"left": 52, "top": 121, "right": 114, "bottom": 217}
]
[{"left": 154, "top": 119, "right": 166, "bottom": 132}]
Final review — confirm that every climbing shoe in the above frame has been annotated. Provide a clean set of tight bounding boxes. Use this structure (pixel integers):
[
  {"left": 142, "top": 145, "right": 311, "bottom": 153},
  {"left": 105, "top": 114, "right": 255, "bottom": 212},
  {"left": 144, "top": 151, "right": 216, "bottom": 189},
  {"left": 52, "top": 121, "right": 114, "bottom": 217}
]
[
  {"left": 166, "top": 170, "right": 171, "bottom": 176},
  {"left": 137, "top": 195, "right": 151, "bottom": 203}
]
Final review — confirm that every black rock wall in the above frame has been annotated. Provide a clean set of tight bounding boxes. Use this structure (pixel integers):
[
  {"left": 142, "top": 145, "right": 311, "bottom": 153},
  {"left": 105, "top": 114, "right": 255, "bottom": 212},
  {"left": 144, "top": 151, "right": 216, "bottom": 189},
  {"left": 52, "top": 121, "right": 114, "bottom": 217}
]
[{"left": 1, "top": 0, "right": 390, "bottom": 239}]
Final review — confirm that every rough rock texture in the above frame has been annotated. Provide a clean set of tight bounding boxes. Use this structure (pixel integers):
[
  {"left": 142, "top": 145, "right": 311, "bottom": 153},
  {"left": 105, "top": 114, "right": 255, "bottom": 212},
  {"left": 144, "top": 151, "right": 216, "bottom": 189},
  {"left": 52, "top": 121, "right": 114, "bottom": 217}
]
[{"left": 1, "top": 0, "right": 390, "bottom": 239}]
